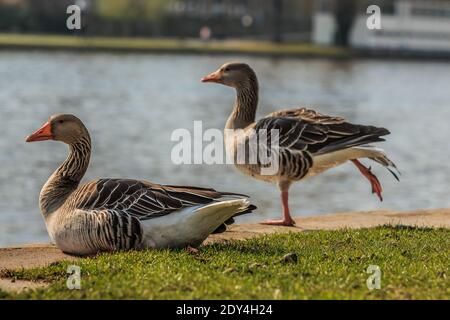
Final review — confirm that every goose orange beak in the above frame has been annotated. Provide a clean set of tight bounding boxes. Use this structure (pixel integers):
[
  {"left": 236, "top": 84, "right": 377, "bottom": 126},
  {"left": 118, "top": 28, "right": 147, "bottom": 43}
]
[
  {"left": 201, "top": 71, "right": 222, "bottom": 83},
  {"left": 26, "top": 122, "right": 53, "bottom": 142}
]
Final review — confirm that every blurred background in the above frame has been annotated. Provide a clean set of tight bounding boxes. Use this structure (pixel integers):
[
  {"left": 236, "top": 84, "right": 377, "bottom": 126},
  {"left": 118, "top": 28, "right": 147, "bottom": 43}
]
[
  {"left": 0, "top": 0, "right": 449, "bottom": 246},
  {"left": 1, "top": 0, "right": 450, "bottom": 52}
]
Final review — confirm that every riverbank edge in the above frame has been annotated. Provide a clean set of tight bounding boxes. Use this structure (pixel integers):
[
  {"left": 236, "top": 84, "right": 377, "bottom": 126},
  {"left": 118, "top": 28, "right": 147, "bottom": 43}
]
[
  {"left": 0, "top": 208, "right": 448, "bottom": 293},
  {"left": 2, "top": 33, "right": 450, "bottom": 60},
  {"left": 1, "top": 208, "right": 448, "bottom": 270},
  {"left": 0, "top": 33, "right": 349, "bottom": 58}
]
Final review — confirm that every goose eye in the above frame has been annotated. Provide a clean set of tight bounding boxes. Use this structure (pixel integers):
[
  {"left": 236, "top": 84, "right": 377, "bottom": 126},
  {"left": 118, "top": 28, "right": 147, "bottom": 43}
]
[{"left": 59, "top": 120, "right": 64, "bottom": 124}]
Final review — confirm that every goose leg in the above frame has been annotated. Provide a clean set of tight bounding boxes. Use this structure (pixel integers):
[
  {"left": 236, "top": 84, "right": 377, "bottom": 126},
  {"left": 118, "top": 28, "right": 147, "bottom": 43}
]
[
  {"left": 261, "top": 191, "right": 296, "bottom": 226},
  {"left": 351, "top": 159, "right": 383, "bottom": 201}
]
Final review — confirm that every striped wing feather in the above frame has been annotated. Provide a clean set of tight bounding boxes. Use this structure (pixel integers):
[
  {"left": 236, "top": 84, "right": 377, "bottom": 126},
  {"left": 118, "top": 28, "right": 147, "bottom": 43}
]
[
  {"left": 58, "top": 180, "right": 254, "bottom": 252},
  {"left": 268, "top": 107, "right": 345, "bottom": 124},
  {"left": 256, "top": 108, "right": 390, "bottom": 155},
  {"left": 75, "top": 179, "right": 248, "bottom": 220},
  {"left": 248, "top": 109, "right": 390, "bottom": 180}
]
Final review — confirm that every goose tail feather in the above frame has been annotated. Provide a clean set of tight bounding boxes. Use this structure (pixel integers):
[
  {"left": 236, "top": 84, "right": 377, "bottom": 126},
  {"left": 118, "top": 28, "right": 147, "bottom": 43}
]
[
  {"left": 355, "top": 146, "right": 401, "bottom": 180},
  {"left": 202, "top": 198, "right": 255, "bottom": 234}
]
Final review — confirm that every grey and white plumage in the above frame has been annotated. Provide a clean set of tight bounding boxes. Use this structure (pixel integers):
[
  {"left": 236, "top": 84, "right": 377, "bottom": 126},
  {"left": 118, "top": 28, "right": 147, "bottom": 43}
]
[
  {"left": 27, "top": 114, "right": 256, "bottom": 255},
  {"left": 247, "top": 109, "right": 397, "bottom": 181},
  {"left": 202, "top": 62, "right": 399, "bottom": 226}
]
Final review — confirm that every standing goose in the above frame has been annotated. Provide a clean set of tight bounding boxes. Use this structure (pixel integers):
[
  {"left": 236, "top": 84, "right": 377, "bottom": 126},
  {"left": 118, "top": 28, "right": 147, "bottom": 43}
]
[
  {"left": 26, "top": 114, "right": 255, "bottom": 255},
  {"left": 202, "top": 62, "right": 399, "bottom": 226}
]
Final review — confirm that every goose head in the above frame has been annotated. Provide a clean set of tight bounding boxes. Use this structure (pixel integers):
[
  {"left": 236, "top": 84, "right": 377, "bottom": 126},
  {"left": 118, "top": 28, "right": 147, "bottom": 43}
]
[
  {"left": 201, "top": 62, "right": 257, "bottom": 89},
  {"left": 26, "top": 114, "right": 89, "bottom": 145}
]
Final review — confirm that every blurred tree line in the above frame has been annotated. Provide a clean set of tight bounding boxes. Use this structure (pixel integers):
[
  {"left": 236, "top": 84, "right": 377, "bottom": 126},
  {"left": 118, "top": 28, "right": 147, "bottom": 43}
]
[
  {"left": 0, "top": 0, "right": 174, "bottom": 36},
  {"left": 0, "top": 0, "right": 317, "bottom": 41}
]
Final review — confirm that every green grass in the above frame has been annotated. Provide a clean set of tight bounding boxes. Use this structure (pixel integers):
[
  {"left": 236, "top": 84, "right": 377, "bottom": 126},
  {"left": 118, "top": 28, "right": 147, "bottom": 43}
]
[
  {"left": 1, "top": 226, "right": 449, "bottom": 299},
  {"left": 0, "top": 33, "right": 350, "bottom": 58}
]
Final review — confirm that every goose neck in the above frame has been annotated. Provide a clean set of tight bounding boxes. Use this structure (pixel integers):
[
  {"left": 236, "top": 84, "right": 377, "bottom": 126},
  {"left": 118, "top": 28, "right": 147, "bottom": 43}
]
[
  {"left": 226, "top": 80, "right": 258, "bottom": 130},
  {"left": 39, "top": 136, "right": 91, "bottom": 216}
]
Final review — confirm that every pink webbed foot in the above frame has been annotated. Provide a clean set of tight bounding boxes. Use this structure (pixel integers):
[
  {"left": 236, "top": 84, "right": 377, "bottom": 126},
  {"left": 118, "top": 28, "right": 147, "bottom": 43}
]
[
  {"left": 260, "top": 218, "right": 296, "bottom": 227},
  {"left": 261, "top": 190, "right": 297, "bottom": 226},
  {"left": 351, "top": 159, "right": 383, "bottom": 201}
]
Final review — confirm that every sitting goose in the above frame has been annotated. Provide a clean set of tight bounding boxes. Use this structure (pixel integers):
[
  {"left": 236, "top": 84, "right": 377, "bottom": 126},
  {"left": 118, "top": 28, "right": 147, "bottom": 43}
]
[
  {"left": 26, "top": 114, "right": 255, "bottom": 255},
  {"left": 202, "top": 62, "right": 399, "bottom": 226}
]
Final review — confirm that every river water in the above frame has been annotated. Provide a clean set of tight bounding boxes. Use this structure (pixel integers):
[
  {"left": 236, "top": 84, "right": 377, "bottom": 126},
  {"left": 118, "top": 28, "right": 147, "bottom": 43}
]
[{"left": 0, "top": 51, "right": 449, "bottom": 246}]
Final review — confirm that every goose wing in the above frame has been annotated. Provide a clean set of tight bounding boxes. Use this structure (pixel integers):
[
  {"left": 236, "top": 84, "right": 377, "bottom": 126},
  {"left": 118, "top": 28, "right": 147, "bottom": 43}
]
[
  {"left": 74, "top": 179, "right": 253, "bottom": 221},
  {"left": 268, "top": 107, "right": 345, "bottom": 125},
  {"left": 255, "top": 109, "right": 390, "bottom": 156}
]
